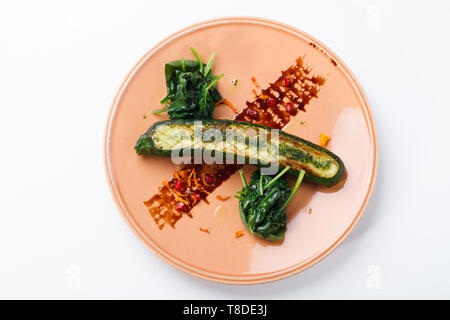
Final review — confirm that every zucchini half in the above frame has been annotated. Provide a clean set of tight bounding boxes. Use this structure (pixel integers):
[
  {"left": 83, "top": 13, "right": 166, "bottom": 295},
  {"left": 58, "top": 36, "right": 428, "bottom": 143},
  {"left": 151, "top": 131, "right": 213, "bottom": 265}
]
[{"left": 135, "top": 119, "right": 345, "bottom": 186}]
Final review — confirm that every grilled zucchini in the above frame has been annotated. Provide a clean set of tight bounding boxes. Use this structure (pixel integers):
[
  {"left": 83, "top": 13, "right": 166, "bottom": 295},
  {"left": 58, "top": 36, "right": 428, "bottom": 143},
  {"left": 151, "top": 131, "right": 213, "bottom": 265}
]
[{"left": 135, "top": 119, "right": 345, "bottom": 186}]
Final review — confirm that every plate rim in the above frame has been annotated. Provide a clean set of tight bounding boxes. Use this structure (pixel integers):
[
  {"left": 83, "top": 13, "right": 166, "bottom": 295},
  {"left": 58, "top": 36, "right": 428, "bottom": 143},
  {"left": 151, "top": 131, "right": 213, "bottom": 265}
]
[{"left": 104, "top": 16, "right": 378, "bottom": 284}]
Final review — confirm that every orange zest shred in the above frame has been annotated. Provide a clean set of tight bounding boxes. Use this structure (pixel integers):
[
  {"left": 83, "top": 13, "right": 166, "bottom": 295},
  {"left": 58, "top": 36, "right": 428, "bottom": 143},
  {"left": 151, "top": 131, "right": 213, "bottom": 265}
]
[
  {"left": 216, "top": 195, "right": 230, "bottom": 201},
  {"left": 235, "top": 230, "right": 244, "bottom": 238},
  {"left": 188, "top": 169, "right": 195, "bottom": 186},
  {"left": 215, "top": 98, "right": 225, "bottom": 106},
  {"left": 180, "top": 169, "right": 191, "bottom": 177},
  {"left": 176, "top": 196, "right": 189, "bottom": 205},
  {"left": 320, "top": 133, "right": 331, "bottom": 147},
  {"left": 193, "top": 171, "right": 201, "bottom": 187},
  {"left": 174, "top": 190, "right": 188, "bottom": 197},
  {"left": 251, "top": 76, "right": 260, "bottom": 88},
  {"left": 216, "top": 98, "right": 238, "bottom": 114},
  {"left": 199, "top": 228, "right": 210, "bottom": 234},
  {"left": 171, "top": 167, "right": 208, "bottom": 208}
]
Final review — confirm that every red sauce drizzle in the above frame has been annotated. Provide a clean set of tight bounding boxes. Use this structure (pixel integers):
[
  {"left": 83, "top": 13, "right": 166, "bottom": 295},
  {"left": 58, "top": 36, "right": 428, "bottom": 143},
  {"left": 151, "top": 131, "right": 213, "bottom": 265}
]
[{"left": 144, "top": 56, "right": 326, "bottom": 229}]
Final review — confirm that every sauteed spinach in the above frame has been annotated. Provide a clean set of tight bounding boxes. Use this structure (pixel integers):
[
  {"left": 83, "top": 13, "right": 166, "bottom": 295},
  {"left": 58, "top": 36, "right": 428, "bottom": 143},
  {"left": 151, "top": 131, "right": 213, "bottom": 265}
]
[
  {"left": 236, "top": 167, "right": 305, "bottom": 240},
  {"left": 153, "top": 48, "right": 224, "bottom": 119}
]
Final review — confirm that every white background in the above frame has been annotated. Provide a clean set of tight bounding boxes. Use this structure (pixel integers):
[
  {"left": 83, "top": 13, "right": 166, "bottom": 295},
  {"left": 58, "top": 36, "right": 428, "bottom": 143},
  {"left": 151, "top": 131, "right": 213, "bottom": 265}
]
[{"left": 1, "top": 0, "right": 449, "bottom": 299}]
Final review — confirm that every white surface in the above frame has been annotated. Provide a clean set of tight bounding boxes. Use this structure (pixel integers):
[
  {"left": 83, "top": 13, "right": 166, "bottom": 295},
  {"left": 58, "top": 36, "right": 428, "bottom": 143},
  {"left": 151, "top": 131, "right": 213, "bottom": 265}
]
[{"left": 0, "top": 0, "right": 449, "bottom": 299}]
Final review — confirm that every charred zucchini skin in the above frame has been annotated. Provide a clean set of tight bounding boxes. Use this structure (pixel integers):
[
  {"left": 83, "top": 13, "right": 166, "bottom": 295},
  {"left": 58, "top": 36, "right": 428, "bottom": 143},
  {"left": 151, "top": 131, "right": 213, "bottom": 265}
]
[{"left": 135, "top": 119, "right": 345, "bottom": 186}]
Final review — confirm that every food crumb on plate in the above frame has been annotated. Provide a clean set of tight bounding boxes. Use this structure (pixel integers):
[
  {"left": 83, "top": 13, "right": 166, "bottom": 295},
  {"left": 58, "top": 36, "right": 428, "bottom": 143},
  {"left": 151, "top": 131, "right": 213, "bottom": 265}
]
[
  {"left": 320, "top": 133, "right": 331, "bottom": 147},
  {"left": 199, "top": 228, "right": 210, "bottom": 234},
  {"left": 235, "top": 230, "right": 244, "bottom": 238},
  {"left": 215, "top": 98, "right": 238, "bottom": 114},
  {"left": 216, "top": 195, "right": 230, "bottom": 201}
]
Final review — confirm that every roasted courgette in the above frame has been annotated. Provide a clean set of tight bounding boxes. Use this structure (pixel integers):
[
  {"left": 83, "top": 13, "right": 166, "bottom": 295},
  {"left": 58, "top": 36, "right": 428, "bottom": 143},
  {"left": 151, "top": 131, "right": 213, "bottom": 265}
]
[{"left": 135, "top": 119, "right": 345, "bottom": 186}]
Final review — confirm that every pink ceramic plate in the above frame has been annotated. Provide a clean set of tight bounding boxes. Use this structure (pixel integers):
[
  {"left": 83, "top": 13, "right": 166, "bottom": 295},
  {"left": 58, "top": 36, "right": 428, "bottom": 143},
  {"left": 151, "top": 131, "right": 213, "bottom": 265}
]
[{"left": 105, "top": 17, "right": 377, "bottom": 284}]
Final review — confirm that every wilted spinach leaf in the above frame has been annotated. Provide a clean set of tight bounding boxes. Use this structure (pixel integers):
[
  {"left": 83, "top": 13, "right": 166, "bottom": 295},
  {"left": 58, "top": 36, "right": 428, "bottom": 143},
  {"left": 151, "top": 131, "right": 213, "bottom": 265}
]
[
  {"left": 153, "top": 48, "right": 223, "bottom": 120},
  {"left": 236, "top": 167, "right": 305, "bottom": 240}
]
